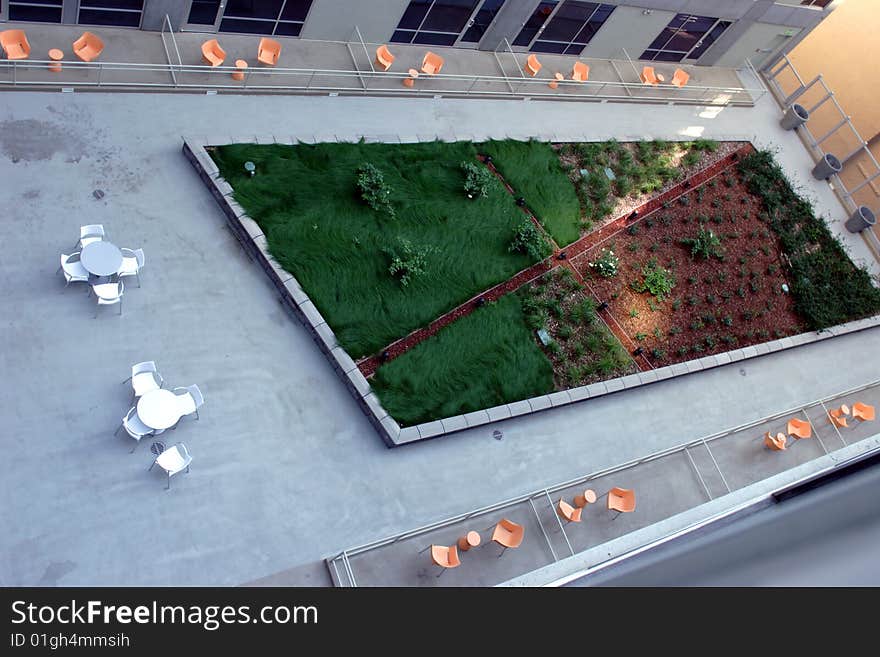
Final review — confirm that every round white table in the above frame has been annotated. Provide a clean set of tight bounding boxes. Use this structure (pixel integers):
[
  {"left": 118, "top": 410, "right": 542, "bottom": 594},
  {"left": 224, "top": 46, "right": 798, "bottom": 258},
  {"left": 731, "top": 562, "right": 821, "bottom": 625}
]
[
  {"left": 80, "top": 241, "right": 123, "bottom": 277},
  {"left": 137, "top": 389, "right": 182, "bottom": 431}
]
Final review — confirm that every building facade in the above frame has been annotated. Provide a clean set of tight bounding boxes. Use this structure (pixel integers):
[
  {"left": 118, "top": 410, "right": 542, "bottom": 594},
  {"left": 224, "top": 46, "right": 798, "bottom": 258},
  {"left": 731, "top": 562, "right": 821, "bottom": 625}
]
[{"left": 0, "top": 1, "right": 840, "bottom": 68}]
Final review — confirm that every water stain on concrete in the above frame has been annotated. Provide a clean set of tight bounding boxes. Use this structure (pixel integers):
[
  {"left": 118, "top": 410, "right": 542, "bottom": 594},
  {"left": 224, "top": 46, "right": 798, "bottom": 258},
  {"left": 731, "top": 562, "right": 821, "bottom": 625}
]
[
  {"left": 22, "top": 189, "right": 40, "bottom": 200},
  {"left": 0, "top": 119, "right": 85, "bottom": 163},
  {"left": 37, "top": 560, "right": 77, "bottom": 586}
]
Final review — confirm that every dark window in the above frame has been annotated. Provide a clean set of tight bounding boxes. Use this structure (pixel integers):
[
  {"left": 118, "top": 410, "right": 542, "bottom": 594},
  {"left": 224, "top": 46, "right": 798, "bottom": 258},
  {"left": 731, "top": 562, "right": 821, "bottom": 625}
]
[
  {"left": 460, "top": 0, "right": 506, "bottom": 44},
  {"left": 640, "top": 13, "right": 731, "bottom": 62},
  {"left": 801, "top": 0, "right": 832, "bottom": 7},
  {"left": 78, "top": 0, "right": 143, "bottom": 28},
  {"left": 224, "top": 0, "right": 284, "bottom": 20},
  {"left": 219, "top": 18, "right": 275, "bottom": 34},
  {"left": 274, "top": 21, "right": 303, "bottom": 36},
  {"left": 529, "top": 2, "right": 614, "bottom": 54},
  {"left": 280, "top": 0, "right": 312, "bottom": 21},
  {"left": 188, "top": 0, "right": 222, "bottom": 25},
  {"left": 390, "top": 0, "right": 482, "bottom": 46},
  {"left": 8, "top": 2, "right": 63, "bottom": 24},
  {"left": 513, "top": 1, "right": 557, "bottom": 47}
]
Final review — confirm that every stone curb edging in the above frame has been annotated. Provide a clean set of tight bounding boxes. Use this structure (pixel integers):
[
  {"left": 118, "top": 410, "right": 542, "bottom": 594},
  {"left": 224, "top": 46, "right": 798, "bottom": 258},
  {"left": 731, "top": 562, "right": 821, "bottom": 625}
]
[
  {"left": 182, "top": 137, "right": 401, "bottom": 446},
  {"left": 183, "top": 136, "right": 880, "bottom": 448}
]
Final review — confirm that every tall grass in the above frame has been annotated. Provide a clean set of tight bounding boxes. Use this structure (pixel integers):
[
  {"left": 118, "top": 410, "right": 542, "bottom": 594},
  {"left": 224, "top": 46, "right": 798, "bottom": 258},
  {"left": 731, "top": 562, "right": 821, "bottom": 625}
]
[
  {"left": 213, "top": 141, "right": 535, "bottom": 358},
  {"left": 372, "top": 294, "right": 554, "bottom": 426},
  {"left": 480, "top": 139, "right": 581, "bottom": 246}
]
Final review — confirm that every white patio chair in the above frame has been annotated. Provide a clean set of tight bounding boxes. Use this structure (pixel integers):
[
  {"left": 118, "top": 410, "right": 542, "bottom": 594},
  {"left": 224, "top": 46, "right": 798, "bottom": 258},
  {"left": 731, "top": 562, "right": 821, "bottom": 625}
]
[
  {"left": 149, "top": 443, "right": 192, "bottom": 490},
  {"left": 172, "top": 384, "right": 204, "bottom": 424},
  {"left": 58, "top": 252, "right": 90, "bottom": 288},
  {"left": 92, "top": 281, "right": 123, "bottom": 317},
  {"left": 123, "top": 361, "right": 163, "bottom": 399},
  {"left": 76, "top": 224, "right": 105, "bottom": 249},
  {"left": 114, "top": 406, "right": 154, "bottom": 452},
  {"left": 118, "top": 248, "right": 144, "bottom": 287}
]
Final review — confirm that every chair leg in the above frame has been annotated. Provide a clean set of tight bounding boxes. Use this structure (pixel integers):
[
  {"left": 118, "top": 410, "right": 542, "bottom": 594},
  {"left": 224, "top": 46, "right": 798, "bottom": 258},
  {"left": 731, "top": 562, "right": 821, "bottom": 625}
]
[
  {"left": 436, "top": 566, "right": 448, "bottom": 579},
  {"left": 497, "top": 545, "right": 507, "bottom": 559},
  {"left": 166, "top": 473, "right": 171, "bottom": 490},
  {"left": 417, "top": 545, "right": 432, "bottom": 554},
  {"left": 611, "top": 510, "right": 621, "bottom": 521},
  {"left": 114, "top": 423, "right": 122, "bottom": 437},
  {"left": 195, "top": 409, "right": 199, "bottom": 421},
  {"left": 118, "top": 299, "right": 122, "bottom": 316},
  {"left": 137, "top": 272, "right": 141, "bottom": 288},
  {"left": 130, "top": 439, "right": 138, "bottom": 454},
  {"left": 148, "top": 459, "right": 156, "bottom": 472}
]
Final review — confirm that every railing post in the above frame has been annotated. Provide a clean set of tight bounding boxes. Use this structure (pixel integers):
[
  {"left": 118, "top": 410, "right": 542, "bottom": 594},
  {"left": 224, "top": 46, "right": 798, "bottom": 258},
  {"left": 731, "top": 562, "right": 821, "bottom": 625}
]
[{"left": 97, "top": 63, "right": 103, "bottom": 87}]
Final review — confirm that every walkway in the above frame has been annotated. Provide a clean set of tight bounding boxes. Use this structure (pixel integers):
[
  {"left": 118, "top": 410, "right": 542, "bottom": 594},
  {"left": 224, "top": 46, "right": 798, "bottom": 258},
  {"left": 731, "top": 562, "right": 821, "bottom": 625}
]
[
  {"left": 1, "top": 86, "right": 878, "bottom": 586},
  {"left": 0, "top": 21, "right": 758, "bottom": 105}
]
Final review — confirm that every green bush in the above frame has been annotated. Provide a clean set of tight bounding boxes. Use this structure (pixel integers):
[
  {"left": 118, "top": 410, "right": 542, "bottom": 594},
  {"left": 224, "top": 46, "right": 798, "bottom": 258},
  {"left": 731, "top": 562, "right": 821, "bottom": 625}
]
[
  {"left": 681, "top": 228, "right": 724, "bottom": 260},
  {"left": 386, "top": 238, "right": 432, "bottom": 286},
  {"left": 590, "top": 249, "right": 620, "bottom": 278},
  {"left": 461, "top": 161, "right": 495, "bottom": 199},
  {"left": 630, "top": 258, "right": 676, "bottom": 301},
  {"left": 508, "top": 220, "right": 552, "bottom": 260},
  {"left": 356, "top": 163, "right": 395, "bottom": 218}
]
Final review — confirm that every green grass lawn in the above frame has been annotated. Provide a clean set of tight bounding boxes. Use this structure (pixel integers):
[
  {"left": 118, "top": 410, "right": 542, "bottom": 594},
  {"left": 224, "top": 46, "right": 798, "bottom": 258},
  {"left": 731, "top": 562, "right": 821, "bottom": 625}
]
[
  {"left": 213, "top": 141, "right": 536, "bottom": 358},
  {"left": 371, "top": 294, "right": 555, "bottom": 426},
  {"left": 480, "top": 139, "right": 581, "bottom": 246}
]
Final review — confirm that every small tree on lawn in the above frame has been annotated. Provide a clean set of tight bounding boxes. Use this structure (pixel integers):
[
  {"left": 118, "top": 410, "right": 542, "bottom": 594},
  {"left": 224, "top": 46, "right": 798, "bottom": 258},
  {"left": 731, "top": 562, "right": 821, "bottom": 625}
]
[
  {"left": 356, "top": 163, "right": 395, "bottom": 219},
  {"left": 385, "top": 238, "right": 432, "bottom": 287}
]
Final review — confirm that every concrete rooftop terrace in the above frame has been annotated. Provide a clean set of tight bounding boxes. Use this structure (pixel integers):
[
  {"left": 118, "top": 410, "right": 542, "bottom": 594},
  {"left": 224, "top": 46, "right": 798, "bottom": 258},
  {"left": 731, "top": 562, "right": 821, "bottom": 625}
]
[
  {"left": 1, "top": 79, "right": 879, "bottom": 586},
  {"left": 0, "top": 21, "right": 758, "bottom": 105}
]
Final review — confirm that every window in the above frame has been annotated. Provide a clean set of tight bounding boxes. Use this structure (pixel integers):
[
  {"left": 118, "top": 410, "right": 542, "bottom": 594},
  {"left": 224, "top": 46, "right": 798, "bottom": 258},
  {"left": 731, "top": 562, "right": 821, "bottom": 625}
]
[
  {"left": 8, "top": 1, "right": 63, "bottom": 23},
  {"left": 188, "top": 0, "right": 222, "bottom": 25},
  {"left": 800, "top": 0, "right": 833, "bottom": 7},
  {"left": 391, "top": 0, "right": 482, "bottom": 46},
  {"left": 640, "top": 13, "right": 732, "bottom": 62},
  {"left": 219, "top": 0, "right": 314, "bottom": 37},
  {"left": 460, "top": 0, "right": 506, "bottom": 44},
  {"left": 78, "top": 1, "right": 144, "bottom": 28},
  {"left": 528, "top": 1, "right": 615, "bottom": 55},
  {"left": 513, "top": 1, "right": 558, "bottom": 47}
]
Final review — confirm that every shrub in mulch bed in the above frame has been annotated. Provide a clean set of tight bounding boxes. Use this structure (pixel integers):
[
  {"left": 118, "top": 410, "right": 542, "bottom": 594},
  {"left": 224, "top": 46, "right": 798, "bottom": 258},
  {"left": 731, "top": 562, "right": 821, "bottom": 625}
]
[
  {"left": 737, "top": 149, "right": 880, "bottom": 330},
  {"left": 574, "top": 162, "right": 806, "bottom": 367},
  {"left": 519, "top": 269, "right": 636, "bottom": 389}
]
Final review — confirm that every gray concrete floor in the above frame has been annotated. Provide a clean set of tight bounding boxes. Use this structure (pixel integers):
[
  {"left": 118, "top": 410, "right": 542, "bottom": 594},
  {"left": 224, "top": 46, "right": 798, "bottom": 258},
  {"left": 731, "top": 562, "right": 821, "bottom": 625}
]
[
  {"left": 0, "top": 88, "right": 878, "bottom": 586},
  {"left": 329, "top": 385, "right": 880, "bottom": 586}
]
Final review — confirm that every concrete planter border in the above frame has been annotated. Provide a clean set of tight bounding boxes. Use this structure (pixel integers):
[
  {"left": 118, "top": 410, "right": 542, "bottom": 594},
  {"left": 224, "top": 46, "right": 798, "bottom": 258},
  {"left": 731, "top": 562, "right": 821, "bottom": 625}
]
[{"left": 184, "top": 136, "right": 880, "bottom": 447}]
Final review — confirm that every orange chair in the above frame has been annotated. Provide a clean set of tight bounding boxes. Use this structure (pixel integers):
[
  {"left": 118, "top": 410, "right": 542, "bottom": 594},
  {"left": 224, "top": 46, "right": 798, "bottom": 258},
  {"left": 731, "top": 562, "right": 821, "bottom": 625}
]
[
  {"left": 375, "top": 44, "right": 395, "bottom": 71},
  {"left": 607, "top": 487, "right": 636, "bottom": 518},
  {"left": 764, "top": 431, "right": 787, "bottom": 451},
  {"left": 421, "top": 51, "right": 444, "bottom": 75},
  {"left": 525, "top": 53, "right": 541, "bottom": 76},
  {"left": 852, "top": 402, "right": 875, "bottom": 422},
  {"left": 201, "top": 39, "right": 226, "bottom": 67},
  {"left": 1, "top": 29, "right": 31, "bottom": 60},
  {"left": 574, "top": 489, "right": 597, "bottom": 508},
  {"left": 257, "top": 37, "right": 281, "bottom": 66},
  {"left": 72, "top": 32, "right": 104, "bottom": 62},
  {"left": 557, "top": 499, "right": 582, "bottom": 524},
  {"left": 640, "top": 65, "right": 659, "bottom": 85},
  {"left": 428, "top": 545, "right": 460, "bottom": 578},
  {"left": 572, "top": 61, "right": 589, "bottom": 82},
  {"left": 671, "top": 68, "right": 690, "bottom": 88},
  {"left": 829, "top": 405, "right": 849, "bottom": 428},
  {"left": 490, "top": 518, "right": 524, "bottom": 557},
  {"left": 786, "top": 418, "right": 812, "bottom": 440}
]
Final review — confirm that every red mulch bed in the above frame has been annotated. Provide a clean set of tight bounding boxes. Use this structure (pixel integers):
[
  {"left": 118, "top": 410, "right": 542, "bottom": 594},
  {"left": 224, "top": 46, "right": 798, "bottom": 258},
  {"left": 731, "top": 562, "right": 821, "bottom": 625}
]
[{"left": 572, "top": 158, "right": 805, "bottom": 367}]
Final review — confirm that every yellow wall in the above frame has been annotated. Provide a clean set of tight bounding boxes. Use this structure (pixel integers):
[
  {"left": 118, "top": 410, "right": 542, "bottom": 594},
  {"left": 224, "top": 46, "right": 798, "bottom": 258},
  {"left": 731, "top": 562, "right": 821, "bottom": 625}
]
[{"left": 787, "top": 0, "right": 880, "bottom": 218}]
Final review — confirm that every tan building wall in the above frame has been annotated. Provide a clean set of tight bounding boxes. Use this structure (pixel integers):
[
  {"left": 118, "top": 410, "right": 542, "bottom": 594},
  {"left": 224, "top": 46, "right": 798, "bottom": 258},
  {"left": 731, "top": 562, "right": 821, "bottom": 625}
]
[{"left": 786, "top": 0, "right": 880, "bottom": 221}]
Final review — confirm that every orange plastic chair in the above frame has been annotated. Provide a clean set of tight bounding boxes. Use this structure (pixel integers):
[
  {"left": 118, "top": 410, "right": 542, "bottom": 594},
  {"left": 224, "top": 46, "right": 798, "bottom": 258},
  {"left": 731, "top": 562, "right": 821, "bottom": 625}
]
[
  {"left": 607, "top": 487, "right": 636, "bottom": 517},
  {"left": 201, "top": 39, "right": 226, "bottom": 67},
  {"left": 640, "top": 65, "right": 659, "bottom": 85},
  {"left": 786, "top": 418, "right": 812, "bottom": 440},
  {"left": 557, "top": 499, "right": 582, "bottom": 524},
  {"left": 764, "top": 431, "right": 787, "bottom": 451},
  {"left": 72, "top": 32, "right": 104, "bottom": 62},
  {"left": 375, "top": 44, "right": 395, "bottom": 71},
  {"left": 421, "top": 51, "right": 444, "bottom": 75},
  {"left": 852, "top": 402, "right": 875, "bottom": 422},
  {"left": 490, "top": 518, "right": 524, "bottom": 557},
  {"left": 525, "top": 54, "right": 542, "bottom": 77},
  {"left": 829, "top": 405, "right": 849, "bottom": 428},
  {"left": 257, "top": 37, "right": 281, "bottom": 66},
  {"left": 572, "top": 61, "right": 589, "bottom": 82},
  {"left": 429, "top": 545, "right": 460, "bottom": 578},
  {"left": 671, "top": 68, "right": 690, "bottom": 88},
  {"left": 1, "top": 29, "right": 31, "bottom": 60}
]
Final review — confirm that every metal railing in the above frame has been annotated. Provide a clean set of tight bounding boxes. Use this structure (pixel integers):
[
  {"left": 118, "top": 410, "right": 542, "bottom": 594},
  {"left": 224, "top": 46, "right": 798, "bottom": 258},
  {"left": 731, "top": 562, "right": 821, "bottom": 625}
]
[
  {"left": 0, "top": 19, "right": 763, "bottom": 108},
  {"left": 327, "top": 377, "right": 880, "bottom": 586},
  {"left": 762, "top": 53, "right": 880, "bottom": 255}
]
